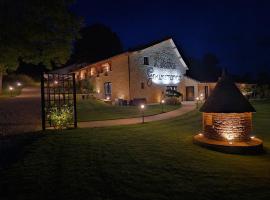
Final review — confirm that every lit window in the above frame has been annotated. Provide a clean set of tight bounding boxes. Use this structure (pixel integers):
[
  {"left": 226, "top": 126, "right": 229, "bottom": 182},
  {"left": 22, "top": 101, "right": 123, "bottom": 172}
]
[{"left": 143, "top": 57, "right": 149, "bottom": 65}]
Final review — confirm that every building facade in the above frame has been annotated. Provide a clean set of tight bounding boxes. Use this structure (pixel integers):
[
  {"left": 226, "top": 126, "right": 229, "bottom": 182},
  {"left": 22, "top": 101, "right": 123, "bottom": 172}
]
[{"left": 63, "top": 38, "right": 253, "bottom": 103}]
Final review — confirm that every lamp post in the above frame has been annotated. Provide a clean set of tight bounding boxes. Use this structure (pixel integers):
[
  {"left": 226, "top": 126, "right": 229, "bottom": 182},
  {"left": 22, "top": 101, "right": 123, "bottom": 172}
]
[
  {"left": 9, "top": 86, "right": 14, "bottom": 97},
  {"left": 140, "top": 104, "right": 145, "bottom": 123},
  {"left": 200, "top": 93, "right": 204, "bottom": 101},
  {"left": 161, "top": 99, "right": 165, "bottom": 113},
  {"left": 196, "top": 97, "right": 199, "bottom": 109}
]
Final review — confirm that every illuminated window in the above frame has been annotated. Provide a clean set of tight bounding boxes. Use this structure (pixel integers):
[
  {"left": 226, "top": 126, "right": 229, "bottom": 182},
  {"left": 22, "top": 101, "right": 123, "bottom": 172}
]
[
  {"left": 141, "top": 82, "right": 145, "bottom": 89},
  {"left": 143, "top": 57, "right": 149, "bottom": 65}
]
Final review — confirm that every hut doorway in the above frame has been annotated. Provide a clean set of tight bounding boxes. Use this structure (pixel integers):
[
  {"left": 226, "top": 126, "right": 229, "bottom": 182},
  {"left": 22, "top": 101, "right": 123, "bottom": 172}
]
[{"left": 186, "top": 86, "right": 194, "bottom": 101}]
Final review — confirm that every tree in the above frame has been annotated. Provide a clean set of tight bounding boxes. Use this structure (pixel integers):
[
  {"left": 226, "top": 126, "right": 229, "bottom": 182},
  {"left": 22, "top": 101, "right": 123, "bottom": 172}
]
[
  {"left": 187, "top": 53, "right": 221, "bottom": 82},
  {"left": 0, "top": 0, "right": 82, "bottom": 94},
  {"left": 70, "top": 24, "right": 123, "bottom": 63}
]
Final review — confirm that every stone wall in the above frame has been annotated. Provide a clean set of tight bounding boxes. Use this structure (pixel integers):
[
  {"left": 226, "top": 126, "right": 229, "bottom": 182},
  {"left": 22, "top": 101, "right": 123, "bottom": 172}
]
[
  {"left": 203, "top": 112, "right": 252, "bottom": 142},
  {"left": 129, "top": 39, "right": 187, "bottom": 103}
]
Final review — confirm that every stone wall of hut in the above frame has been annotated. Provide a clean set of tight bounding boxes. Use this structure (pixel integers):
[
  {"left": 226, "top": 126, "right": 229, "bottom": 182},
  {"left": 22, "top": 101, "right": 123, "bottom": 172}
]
[{"left": 203, "top": 112, "right": 252, "bottom": 141}]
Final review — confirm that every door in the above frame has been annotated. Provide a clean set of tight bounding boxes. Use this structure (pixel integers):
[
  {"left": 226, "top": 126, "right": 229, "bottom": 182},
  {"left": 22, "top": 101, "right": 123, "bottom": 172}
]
[
  {"left": 104, "top": 82, "right": 112, "bottom": 99},
  {"left": 186, "top": 86, "right": 194, "bottom": 101}
]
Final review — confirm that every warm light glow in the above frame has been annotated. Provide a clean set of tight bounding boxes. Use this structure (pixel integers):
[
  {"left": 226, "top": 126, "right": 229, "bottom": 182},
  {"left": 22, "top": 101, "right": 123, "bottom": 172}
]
[
  {"left": 54, "top": 80, "right": 58, "bottom": 85},
  {"left": 9, "top": 86, "right": 14, "bottom": 91},
  {"left": 198, "top": 133, "right": 203, "bottom": 136},
  {"left": 200, "top": 93, "right": 203, "bottom": 97},
  {"left": 106, "top": 96, "right": 110, "bottom": 100},
  {"left": 147, "top": 67, "right": 183, "bottom": 85},
  {"left": 161, "top": 99, "right": 165, "bottom": 104},
  {"left": 196, "top": 97, "right": 199, "bottom": 101},
  {"left": 140, "top": 104, "right": 145, "bottom": 109},
  {"left": 17, "top": 82, "right": 22, "bottom": 86},
  {"left": 250, "top": 136, "right": 255, "bottom": 139},
  {"left": 224, "top": 132, "right": 235, "bottom": 141},
  {"left": 97, "top": 89, "right": 100, "bottom": 94}
]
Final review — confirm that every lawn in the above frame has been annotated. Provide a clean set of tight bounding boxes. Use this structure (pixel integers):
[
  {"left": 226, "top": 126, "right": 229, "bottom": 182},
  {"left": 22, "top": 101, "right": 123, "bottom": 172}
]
[
  {"left": 77, "top": 98, "right": 181, "bottom": 121},
  {"left": 1, "top": 100, "right": 270, "bottom": 200}
]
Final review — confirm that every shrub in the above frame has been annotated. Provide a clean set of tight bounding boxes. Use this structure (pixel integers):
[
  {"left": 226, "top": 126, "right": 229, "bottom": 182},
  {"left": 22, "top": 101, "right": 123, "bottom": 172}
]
[
  {"left": 165, "top": 89, "right": 182, "bottom": 98},
  {"left": 48, "top": 105, "right": 73, "bottom": 130},
  {"left": 76, "top": 79, "right": 94, "bottom": 94},
  {"left": 165, "top": 89, "right": 182, "bottom": 104}
]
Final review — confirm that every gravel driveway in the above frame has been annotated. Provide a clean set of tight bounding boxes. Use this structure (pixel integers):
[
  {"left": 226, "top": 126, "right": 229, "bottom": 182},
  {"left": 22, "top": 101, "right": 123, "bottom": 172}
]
[{"left": 0, "top": 88, "right": 41, "bottom": 136}]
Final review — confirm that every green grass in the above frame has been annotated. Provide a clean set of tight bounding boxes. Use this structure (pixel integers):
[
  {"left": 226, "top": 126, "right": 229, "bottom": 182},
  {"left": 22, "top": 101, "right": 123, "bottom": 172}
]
[
  {"left": 77, "top": 98, "right": 181, "bottom": 121},
  {"left": 1, "top": 101, "right": 270, "bottom": 200}
]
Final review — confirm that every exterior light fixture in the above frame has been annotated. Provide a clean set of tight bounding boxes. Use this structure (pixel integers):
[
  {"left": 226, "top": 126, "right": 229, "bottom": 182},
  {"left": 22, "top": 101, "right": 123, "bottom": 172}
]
[
  {"left": 16, "top": 82, "right": 22, "bottom": 87},
  {"left": 250, "top": 136, "right": 255, "bottom": 139},
  {"left": 140, "top": 104, "right": 145, "bottom": 123},
  {"left": 196, "top": 97, "right": 199, "bottom": 108},
  {"left": 9, "top": 86, "right": 14, "bottom": 97},
  {"left": 161, "top": 99, "right": 165, "bottom": 113},
  {"left": 198, "top": 133, "right": 203, "bottom": 137},
  {"left": 54, "top": 80, "right": 58, "bottom": 85},
  {"left": 106, "top": 96, "right": 110, "bottom": 100},
  {"left": 200, "top": 93, "right": 204, "bottom": 101}
]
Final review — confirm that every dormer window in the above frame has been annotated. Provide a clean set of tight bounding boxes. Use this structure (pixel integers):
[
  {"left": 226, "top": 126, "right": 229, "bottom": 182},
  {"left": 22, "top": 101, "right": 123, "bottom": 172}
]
[
  {"left": 102, "top": 63, "right": 111, "bottom": 72},
  {"left": 143, "top": 57, "right": 149, "bottom": 65}
]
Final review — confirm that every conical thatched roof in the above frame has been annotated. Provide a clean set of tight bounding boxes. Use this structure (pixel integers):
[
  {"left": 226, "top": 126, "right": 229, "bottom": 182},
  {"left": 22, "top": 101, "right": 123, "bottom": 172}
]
[{"left": 200, "top": 71, "right": 255, "bottom": 113}]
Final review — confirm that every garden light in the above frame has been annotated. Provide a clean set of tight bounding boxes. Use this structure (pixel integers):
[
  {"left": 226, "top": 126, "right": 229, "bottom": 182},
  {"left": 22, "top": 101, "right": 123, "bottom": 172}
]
[
  {"left": 16, "top": 82, "right": 22, "bottom": 87},
  {"left": 196, "top": 97, "right": 199, "bottom": 108},
  {"left": 161, "top": 99, "right": 165, "bottom": 113},
  {"left": 9, "top": 86, "right": 14, "bottom": 97},
  {"left": 140, "top": 104, "right": 145, "bottom": 123}
]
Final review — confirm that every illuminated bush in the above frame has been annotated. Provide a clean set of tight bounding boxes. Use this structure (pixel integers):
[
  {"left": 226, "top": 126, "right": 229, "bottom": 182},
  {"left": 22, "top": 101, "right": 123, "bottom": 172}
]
[
  {"left": 48, "top": 105, "right": 73, "bottom": 130},
  {"left": 165, "top": 89, "right": 182, "bottom": 104}
]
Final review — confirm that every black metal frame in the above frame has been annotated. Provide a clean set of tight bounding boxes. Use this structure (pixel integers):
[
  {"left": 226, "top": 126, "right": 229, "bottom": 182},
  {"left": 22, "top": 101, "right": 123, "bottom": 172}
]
[{"left": 41, "top": 73, "right": 77, "bottom": 130}]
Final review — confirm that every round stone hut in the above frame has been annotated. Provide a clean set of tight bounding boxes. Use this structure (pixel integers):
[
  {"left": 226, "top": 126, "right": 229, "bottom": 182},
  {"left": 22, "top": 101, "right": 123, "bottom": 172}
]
[{"left": 194, "top": 71, "right": 263, "bottom": 154}]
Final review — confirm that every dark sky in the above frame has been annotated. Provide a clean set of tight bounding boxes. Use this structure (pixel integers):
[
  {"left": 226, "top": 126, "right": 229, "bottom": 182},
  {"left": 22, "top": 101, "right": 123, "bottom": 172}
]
[{"left": 71, "top": 0, "right": 270, "bottom": 75}]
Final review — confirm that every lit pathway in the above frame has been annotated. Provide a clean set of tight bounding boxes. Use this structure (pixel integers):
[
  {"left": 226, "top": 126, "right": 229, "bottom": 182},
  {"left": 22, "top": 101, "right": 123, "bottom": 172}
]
[
  {"left": 79, "top": 104, "right": 196, "bottom": 128},
  {"left": 0, "top": 87, "right": 41, "bottom": 136}
]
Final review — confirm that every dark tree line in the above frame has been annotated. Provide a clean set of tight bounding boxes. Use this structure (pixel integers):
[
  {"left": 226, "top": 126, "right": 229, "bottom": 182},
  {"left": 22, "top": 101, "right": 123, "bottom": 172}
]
[
  {"left": 69, "top": 24, "right": 123, "bottom": 64},
  {"left": 0, "top": 0, "right": 82, "bottom": 93}
]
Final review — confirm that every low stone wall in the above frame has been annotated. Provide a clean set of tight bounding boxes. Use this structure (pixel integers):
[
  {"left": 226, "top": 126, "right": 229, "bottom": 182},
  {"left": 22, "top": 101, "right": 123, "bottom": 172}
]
[{"left": 203, "top": 112, "right": 252, "bottom": 142}]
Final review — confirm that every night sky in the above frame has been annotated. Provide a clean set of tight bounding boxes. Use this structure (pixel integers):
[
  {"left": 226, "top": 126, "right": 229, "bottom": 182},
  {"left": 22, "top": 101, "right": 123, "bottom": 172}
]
[{"left": 71, "top": 0, "right": 270, "bottom": 75}]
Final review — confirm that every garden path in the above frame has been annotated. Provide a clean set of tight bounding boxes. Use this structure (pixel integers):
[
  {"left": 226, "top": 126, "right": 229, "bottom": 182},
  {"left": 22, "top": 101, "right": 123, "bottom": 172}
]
[
  {"left": 79, "top": 104, "right": 195, "bottom": 128},
  {"left": 0, "top": 87, "right": 41, "bottom": 136},
  {"left": 0, "top": 87, "right": 195, "bottom": 134}
]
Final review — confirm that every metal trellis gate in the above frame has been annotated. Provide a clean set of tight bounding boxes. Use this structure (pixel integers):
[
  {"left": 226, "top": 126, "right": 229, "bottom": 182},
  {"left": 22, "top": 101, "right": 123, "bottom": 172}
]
[{"left": 41, "top": 73, "right": 77, "bottom": 130}]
